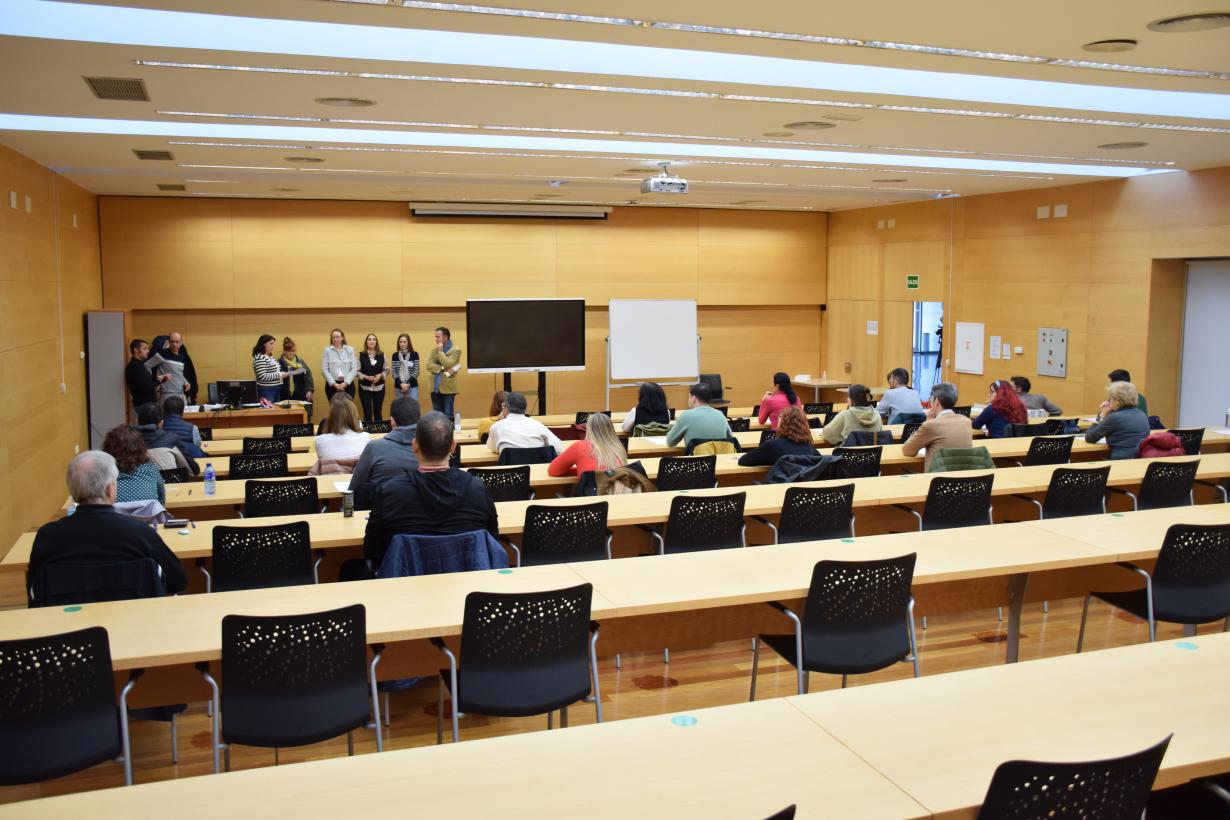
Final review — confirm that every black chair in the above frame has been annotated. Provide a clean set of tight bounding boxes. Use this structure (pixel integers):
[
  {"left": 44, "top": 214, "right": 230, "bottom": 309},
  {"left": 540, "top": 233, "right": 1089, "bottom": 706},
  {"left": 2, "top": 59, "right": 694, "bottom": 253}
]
[
  {"left": 229, "top": 453, "right": 289, "bottom": 479},
  {"left": 431, "top": 584, "right": 602, "bottom": 743},
  {"left": 752, "top": 404, "right": 761, "bottom": 417},
  {"left": 198, "top": 427, "right": 213, "bottom": 441},
  {"left": 729, "top": 417, "right": 750, "bottom": 433},
  {"left": 976, "top": 736, "right": 1171, "bottom": 820},
  {"left": 714, "top": 405, "right": 730, "bottom": 417},
  {"left": 1012, "top": 435, "right": 1073, "bottom": 467},
  {"left": 574, "top": 411, "right": 607, "bottom": 425},
  {"left": 668, "top": 407, "right": 677, "bottom": 421},
  {"left": 1109, "top": 459, "right": 1198, "bottom": 511},
  {"left": 242, "top": 436, "right": 291, "bottom": 455},
  {"left": 1016, "top": 466, "right": 1110, "bottom": 520},
  {"left": 515, "top": 502, "right": 611, "bottom": 566},
  {"left": 750, "top": 554, "right": 919, "bottom": 697},
  {"left": 1078, "top": 523, "right": 1230, "bottom": 647},
  {"left": 362, "top": 420, "right": 391, "bottom": 434},
  {"left": 843, "top": 430, "right": 893, "bottom": 446},
  {"left": 1007, "top": 422, "right": 1048, "bottom": 437},
  {"left": 498, "top": 445, "right": 556, "bottom": 465},
  {"left": 29, "top": 558, "right": 166, "bottom": 608},
  {"left": 656, "top": 454, "right": 717, "bottom": 491},
  {"left": 200, "top": 604, "right": 383, "bottom": 772},
  {"left": 951, "top": 405, "right": 972, "bottom": 417},
  {"left": 160, "top": 467, "right": 191, "bottom": 484},
  {"left": 684, "top": 436, "right": 742, "bottom": 456},
  {"left": 764, "top": 807, "right": 797, "bottom": 820},
  {"left": 897, "top": 474, "right": 995, "bottom": 531},
  {"left": 0, "top": 627, "right": 141, "bottom": 786},
  {"left": 833, "top": 446, "right": 882, "bottom": 478},
  {"left": 449, "top": 448, "right": 462, "bottom": 468},
  {"left": 807, "top": 417, "right": 822, "bottom": 429},
  {"left": 468, "top": 466, "right": 533, "bottom": 502},
  {"left": 901, "top": 422, "right": 923, "bottom": 441},
  {"left": 645, "top": 492, "right": 747, "bottom": 554},
  {"left": 204, "top": 521, "right": 316, "bottom": 592},
  {"left": 272, "top": 424, "right": 314, "bottom": 438},
  {"left": 1044, "top": 419, "right": 1072, "bottom": 435},
  {"left": 759, "top": 429, "right": 777, "bottom": 445},
  {"left": 243, "top": 477, "right": 320, "bottom": 518},
  {"left": 803, "top": 402, "right": 833, "bottom": 415},
  {"left": 822, "top": 411, "right": 838, "bottom": 426},
  {"left": 756, "top": 484, "right": 855, "bottom": 544},
  {"left": 698, "top": 373, "right": 730, "bottom": 405},
  {"left": 1168, "top": 427, "right": 1205, "bottom": 456}
]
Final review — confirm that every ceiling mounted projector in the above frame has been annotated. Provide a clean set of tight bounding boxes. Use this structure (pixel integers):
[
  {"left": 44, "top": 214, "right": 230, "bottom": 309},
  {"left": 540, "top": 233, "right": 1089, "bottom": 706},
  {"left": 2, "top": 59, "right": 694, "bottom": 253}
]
[{"left": 641, "top": 162, "right": 688, "bottom": 194}]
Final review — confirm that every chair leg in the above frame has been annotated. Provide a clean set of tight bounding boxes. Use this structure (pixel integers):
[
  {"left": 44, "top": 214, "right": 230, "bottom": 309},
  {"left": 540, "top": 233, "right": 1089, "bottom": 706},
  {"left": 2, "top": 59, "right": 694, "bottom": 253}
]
[
  {"left": 560, "top": 705, "right": 568, "bottom": 728},
  {"left": 907, "top": 598, "right": 920, "bottom": 679},
  {"left": 997, "top": 606, "right": 1004, "bottom": 622},
  {"left": 224, "top": 745, "right": 231, "bottom": 773},
  {"left": 1076, "top": 594, "right": 1092, "bottom": 653},
  {"left": 383, "top": 691, "right": 391, "bottom": 727},
  {"left": 1182, "top": 623, "right": 1197, "bottom": 638},
  {"left": 170, "top": 711, "right": 178, "bottom": 764},
  {"left": 118, "top": 676, "right": 138, "bottom": 786},
  {"left": 200, "top": 666, "right": 221, "bottom": 775},
  {"left": 921, "top": 615, "right": 928, "bottom": 630},
  {"left": 435, "top": 678, "right": 444, "bottom": 745},
  {"left": 803, "top": 672, "right": 810, "bottom": 694},
  {"left": 547, "top": 711, "right": 554, "bottom": 730},
  {"left": 663, "top": 648, "right": 669, "bottom": 664},
  {"left": 841, "top": 674, "right": 848, "bottom": 689},
  {"left": 749, "top": 638, "right": 761, "bottom": 702},
  {"left": 1042, "top": 600, "right": 1049, "bottom": 614},
  {"left": 347, "top": 731, "right": 354, "bottom": 756},
  {"left": 588, "top": 628, "right": 604, "bottom": 724},
  {"left": 614, "top": 653, "right": 621, "bottom": 669}
]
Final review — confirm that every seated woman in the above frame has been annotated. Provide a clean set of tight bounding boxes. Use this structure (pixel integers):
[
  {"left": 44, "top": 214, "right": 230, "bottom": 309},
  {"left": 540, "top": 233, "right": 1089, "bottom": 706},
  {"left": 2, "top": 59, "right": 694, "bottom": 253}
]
[
  {"left": 972, "top": 380, "right": 1027, "bottom": 438},
  {"left": 819, "top": 385, "right": 883, "bottom": 446},
  {"left": 103, "top": 424, "right": 165, "bottom": 504},
  {"left": 1085, "top": 381, "right": 1150, "bottom": 460},
  {"left": 549, "top": 413, "right": 627, "bottom": 476},
  {"left": 757, "top": 372, "right": 803, "bottom": 430},
  {"left": 313, "top": 393, "right": 371, "bottom": 469},
  {"left": 738, "top": 407, "right": 818, "bottom": 466},
  {"left": 620, "top": 381, "right": 671, "bottom": 434},
  {"left": 477, "top": 390, "right": 507, "bottom": 443}
]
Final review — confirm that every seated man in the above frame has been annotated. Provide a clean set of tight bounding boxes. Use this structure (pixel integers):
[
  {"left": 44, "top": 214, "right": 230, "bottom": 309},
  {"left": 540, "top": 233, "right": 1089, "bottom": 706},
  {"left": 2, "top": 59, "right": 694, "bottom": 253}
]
[
  {"left": 159, "top": 395, "right": 206, "bottom": 458},
  {"left": 135, "top": 402, "right": 199, "bottom": 475},
  {"left": 350, "top": 395, "right": 421, "bottom": 509},
  {"left": 28, "top": 451, "right": 187, "bottom": 603},
  {"left": 666, "top": 382, "right": 733, "bottom": 447},
  {"left": 1108, "top": 369, "right": 1148, "bottom": 416},
  {"left": 876, "top": 367, "right": 927, "bottom": 423},
  {"left": 1010, "top": 376, "right": 1062, "bottom": 416},
  {"left": 362, "top": 412, "right": 499, "bottom": 572},
  {"left": 486, "top": 391, "right": 563, "bottom": 455},
  {"left": 901, "top": 382, "right": 974, "bottom": 472}
]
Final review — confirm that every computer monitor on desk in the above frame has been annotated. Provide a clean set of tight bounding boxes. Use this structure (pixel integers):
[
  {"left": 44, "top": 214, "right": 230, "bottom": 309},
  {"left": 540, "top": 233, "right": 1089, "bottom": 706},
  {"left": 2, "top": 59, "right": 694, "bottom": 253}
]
[{"left": 222, "top": 380, "right": 259, "bottom": 407}]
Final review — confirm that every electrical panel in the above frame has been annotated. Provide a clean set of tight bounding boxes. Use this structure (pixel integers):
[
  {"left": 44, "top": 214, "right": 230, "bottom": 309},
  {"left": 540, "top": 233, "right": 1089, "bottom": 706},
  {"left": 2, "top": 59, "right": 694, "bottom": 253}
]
[{"left": 1037, "top": 327, "right": 1067, "bottom": 378}]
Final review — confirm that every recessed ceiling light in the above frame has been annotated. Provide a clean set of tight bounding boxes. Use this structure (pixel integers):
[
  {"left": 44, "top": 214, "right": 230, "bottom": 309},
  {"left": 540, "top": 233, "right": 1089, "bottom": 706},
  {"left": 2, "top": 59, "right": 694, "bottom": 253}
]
[
  {"left": 1082, "top": 39, "right": 1137, "bottom": 53},
  {"left": 1147, "top": 12, "right": 1230, "bottom": 32},
  {"left": 872, "top": 178, "right": 907, "bottom": 183},
  {"left": 314, "top": 96, "right": 376, "bottom": 107},
  {"left": 271, "top": 187, "right": 301, "bottom": 192},
  {"left": 285, "top": 156, "right": 324, "bottom": 162},
  {"left": 1097, "top": 141, "right": 1148, "bottom": 149},
  {"left": 784, "top": 121, "right": 837, "bottom": 130}
]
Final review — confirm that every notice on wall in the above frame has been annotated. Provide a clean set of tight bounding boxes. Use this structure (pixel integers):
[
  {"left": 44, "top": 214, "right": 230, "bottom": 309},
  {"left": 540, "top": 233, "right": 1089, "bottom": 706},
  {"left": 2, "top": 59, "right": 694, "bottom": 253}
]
[
  {"left": 954, "top": 322, "right": 985, "bottom": 375},
  {"left": 866, "top": 320, "right": 879, "bottom": 335},
  {"left": 989, "top": 336, "right": 1002, "bottom": 360}
]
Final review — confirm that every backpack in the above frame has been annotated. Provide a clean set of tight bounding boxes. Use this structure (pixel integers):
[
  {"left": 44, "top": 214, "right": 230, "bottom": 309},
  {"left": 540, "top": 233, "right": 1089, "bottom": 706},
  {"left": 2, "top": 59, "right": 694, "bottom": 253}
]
[
  {"left": 596, "top": 463, "right": 656, "bottom": 495},
  {"left": 1135, "top": 431, "right": 1186, "bottom": 459}
]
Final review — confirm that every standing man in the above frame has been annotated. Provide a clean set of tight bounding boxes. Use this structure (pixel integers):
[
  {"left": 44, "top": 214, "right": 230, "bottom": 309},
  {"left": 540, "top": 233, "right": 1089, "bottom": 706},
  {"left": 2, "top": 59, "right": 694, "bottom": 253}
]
[
  {"left": 426, "top": 326, "right": 462, "bottom": 418},
  {"left": 124, "top": 338, "right": 157, "bottom": 410},
  {"left": 147, "top": 331, "right": 198, "bottom": 404}
]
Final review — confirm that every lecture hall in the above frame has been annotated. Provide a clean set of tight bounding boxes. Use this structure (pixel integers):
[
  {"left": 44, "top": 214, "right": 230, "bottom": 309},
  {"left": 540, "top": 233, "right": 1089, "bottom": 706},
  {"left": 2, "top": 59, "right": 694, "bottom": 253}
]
[{"left": 2, "top": 1, "right": 1230, "bottom": 817}]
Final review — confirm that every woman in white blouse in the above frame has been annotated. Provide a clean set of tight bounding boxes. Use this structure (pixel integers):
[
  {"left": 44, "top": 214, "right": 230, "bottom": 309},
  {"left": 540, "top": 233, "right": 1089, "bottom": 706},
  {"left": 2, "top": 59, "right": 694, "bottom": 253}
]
[
  {"left": 315, "top": 393, "right": 370, "bottom": 461},
  {"left": 252, "top": 334, "right": 290, "bottom": 403},
  {"left": 321, "top": 328, "right": 358, "bottom": 400}
]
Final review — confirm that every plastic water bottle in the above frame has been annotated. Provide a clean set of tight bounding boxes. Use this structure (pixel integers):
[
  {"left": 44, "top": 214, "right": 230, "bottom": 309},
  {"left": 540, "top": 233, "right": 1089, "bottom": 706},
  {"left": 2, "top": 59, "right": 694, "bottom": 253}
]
[
  {"left": 454, "top": 411, "right": 462, "bottom": 432},
  {"left": 204, "top": 463, "right": 216, "bottom": 496}
]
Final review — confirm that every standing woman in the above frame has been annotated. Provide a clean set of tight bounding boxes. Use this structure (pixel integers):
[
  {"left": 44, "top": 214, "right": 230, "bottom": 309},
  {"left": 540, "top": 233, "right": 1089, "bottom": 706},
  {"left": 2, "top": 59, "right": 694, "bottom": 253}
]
[
  {"left": 391, "top": 333, "right": 420, "bottom": 404},
  {"left": 278, "top": 336, "right": 315, "bottom": 417},
  {"left": 972, "top": 379, "right": 1027, "bottom": 438},
  {"left": 757, "top": 372, "right": 802, "bottom": 430},
  {"left": 252, "top": 334, "right": 290, "bottom": 403},
  {"left": 322, "top": 328, "right": 357, "bottom": 400},
  {"left": 357, "top": 333, "right": 388, "bottom": 423}
]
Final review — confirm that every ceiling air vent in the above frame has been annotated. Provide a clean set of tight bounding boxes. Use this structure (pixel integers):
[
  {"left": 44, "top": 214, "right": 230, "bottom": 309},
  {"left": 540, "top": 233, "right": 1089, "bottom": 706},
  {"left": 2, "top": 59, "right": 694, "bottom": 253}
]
[
  {"left": 133, "top": 149, "right": 174, "bottom": 161},
  {"left": 157, "top": 184, "right": 186, "bottom": 192},
  {"left": 83, "top": 76, "right": 149, "bottom": 101}
]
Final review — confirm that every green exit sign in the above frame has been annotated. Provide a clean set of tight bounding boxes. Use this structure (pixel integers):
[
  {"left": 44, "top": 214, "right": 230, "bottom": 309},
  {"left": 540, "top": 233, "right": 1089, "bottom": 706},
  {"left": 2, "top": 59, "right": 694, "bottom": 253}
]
[{"left": 906, "top": 274, "right": 919, "bottom": 290}]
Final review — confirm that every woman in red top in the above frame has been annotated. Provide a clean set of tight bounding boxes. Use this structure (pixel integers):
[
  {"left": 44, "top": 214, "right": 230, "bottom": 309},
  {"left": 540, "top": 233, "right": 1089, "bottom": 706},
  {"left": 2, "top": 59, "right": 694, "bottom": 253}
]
[
  {"left": 757, "top": 371, "right": 803, "bottom": 429},
  {"left": 548, "top": 413, "right": 627, "bottom": 476}
]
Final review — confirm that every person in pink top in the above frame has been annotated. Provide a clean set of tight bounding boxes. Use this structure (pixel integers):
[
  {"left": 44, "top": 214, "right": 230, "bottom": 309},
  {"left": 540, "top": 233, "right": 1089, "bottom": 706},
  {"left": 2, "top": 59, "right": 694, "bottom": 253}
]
[{"left": 757, "top": 372, "right": 803, "bottom": 429}]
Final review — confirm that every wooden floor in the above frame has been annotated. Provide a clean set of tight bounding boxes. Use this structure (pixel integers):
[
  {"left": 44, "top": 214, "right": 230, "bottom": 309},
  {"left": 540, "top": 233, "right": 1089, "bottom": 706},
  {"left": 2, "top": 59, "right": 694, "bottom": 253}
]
[{"left": 0, "top": 596, "right": 1217, "bottom": 806}]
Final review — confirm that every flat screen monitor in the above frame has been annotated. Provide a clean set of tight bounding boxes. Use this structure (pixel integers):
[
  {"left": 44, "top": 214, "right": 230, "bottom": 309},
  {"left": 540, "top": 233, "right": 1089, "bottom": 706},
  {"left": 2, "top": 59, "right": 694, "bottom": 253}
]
[
  {"left": 222, "top": 379, "right": 259, "bottom": 406},
  {"left": 466, "top": 299, "right": 586, "bottom": 373}
]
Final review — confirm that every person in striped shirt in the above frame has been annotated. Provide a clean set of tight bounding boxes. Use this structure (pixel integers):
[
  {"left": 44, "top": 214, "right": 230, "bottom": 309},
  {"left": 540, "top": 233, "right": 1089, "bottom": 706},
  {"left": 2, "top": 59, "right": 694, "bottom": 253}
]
[{"left": 252, "top": 334, "right": 290, "bottom": 403}]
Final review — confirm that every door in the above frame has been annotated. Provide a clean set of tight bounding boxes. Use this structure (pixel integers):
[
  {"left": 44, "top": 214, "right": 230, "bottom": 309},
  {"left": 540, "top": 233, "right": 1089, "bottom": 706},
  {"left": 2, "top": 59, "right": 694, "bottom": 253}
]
[{"left": 1179, "top": 260, "right": 1230, "bottom": 427}]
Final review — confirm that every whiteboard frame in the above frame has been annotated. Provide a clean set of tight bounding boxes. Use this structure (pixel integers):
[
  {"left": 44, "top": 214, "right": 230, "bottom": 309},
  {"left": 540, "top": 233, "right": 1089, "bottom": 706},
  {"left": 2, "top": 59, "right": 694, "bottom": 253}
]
[{"left": 605, "top": 299, "right": 700, "bottom": 408}]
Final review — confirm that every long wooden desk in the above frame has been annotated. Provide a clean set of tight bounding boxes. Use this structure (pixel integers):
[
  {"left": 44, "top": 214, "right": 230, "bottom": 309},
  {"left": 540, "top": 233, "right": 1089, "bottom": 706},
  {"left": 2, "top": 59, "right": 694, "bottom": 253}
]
[
  {"left": 184, "top": 406, "right": 307, "bottom": 429},
  {"left": 200, "top": 427, "right": 480, "bottom": 456}
]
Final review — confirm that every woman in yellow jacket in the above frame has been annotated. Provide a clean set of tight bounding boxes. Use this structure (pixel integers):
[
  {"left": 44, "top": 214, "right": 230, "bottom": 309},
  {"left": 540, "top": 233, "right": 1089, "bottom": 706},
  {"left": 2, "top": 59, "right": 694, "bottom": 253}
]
[{"left": 426, "top": 326, "right": 462, "bottom": 419}]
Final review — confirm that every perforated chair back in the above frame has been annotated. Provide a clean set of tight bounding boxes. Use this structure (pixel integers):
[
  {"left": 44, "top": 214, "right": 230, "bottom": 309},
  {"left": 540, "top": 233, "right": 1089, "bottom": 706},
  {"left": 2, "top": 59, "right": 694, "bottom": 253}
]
[
  {"left": 30, "top": 558, "right": 166, "bottom": 608},
  {"left": 467, "top": 466, "right": 532, "bottom": 502},
  {"left": 230, "top": 453, "right": 289, "bottom": 479},
  {"left": 219, "top": 605, "right": 371, "bottom": 748},
  {"left": 0, "top": 627, "right": 123, "bottom": 784},
  {"left": 455, "top": 584, "right": 594, "bottom": 717},
  {"left": 822, "top": 411, "right": 838, "bottom": 426},
  {"left": 160, "top": 467, "right": 191, "bottom": 483},
  {"left": 1167, "top": 427, "right": 1205, "bottom": 456},
  {"left": 803, "top": 402, "right": 833, "bottom": 415},
  {"left": 1042, "top": 466, "right": 1110, "bottom": 519},
  {"left": 574, "top": 411, "right": 591, "bottom": 425},
  {"left": 833, "top": 446, "right": 882, "bottom": 478},
  {"left": 951, "top": 405, "right": 972, "bottom": 418},
  {"left": 843, "top": 430, "right": 893, "bottom": 446},
  {"left": 243, "top": 477, "right": 320, "bottom": 518},
  {"left": 1007, "top": 423, "right": 1048, "bottom": 437},
  {"left": 663, "top": 492, "right": 746, "bottom": 554},
  {"left": 1151, "top": 523, "right": 1230, "bottom": 623},
  {"left": 1022, "top": 435, "right": 1074, "bottom": 466},
  {"left": 1044, "top": 419, "right": 1072, "bottom": 435},
  {"left": 759, "top": 429, "right": 777, "bottom": 445},
  {"left": 520, "top": 502, "right": 610, "bottom": 565},
  {"left": 212, "top": 521, "right": 314, "bottom": 592},
  {"left": 656, "top": 455, "right": 717, "bottom": 491},
  {"left": 729, "top": 417, "right": 750, "bottom": 433},
  {"left": 272, "top": 424, "right": 314, "bottom": 438},
  {"left": 901, "top": 422, "right": 923, "bottom": 441},
  {"left": 362, "top": 420, "right": 391, "bottom": 434},
  {"left": 1137, "top": 459, "right": 1199, "bottom": 510},
  {"left": 976, "top": 735, "right": 1171, "bottom": 820},
  {"left": 197, "top": 427, "right": 213, "bottom": 441},
  {"left": 449, "top": 448, "right": 462, "bottom": 468},
  {"left": 807, "top": 417, "right": 822, "bottom": 429},
  {"left": 921, "top": 474, "right": 994, "bottom": 530},
  {"left": 778, "top": 485, "right": 856, "bottom": 543},
  {"left": 497, "top": 446, "right": 555, "bottom": 465},
  {"left": 242, "top": 436, "right": 291, "bottom": 455}
]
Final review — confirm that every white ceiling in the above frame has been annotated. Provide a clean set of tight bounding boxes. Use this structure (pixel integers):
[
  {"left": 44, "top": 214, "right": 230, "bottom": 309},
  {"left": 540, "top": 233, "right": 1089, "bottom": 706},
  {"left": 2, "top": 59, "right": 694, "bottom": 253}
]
[{"left": 1, "top": 0, "right": 1228, "bottom": 210}]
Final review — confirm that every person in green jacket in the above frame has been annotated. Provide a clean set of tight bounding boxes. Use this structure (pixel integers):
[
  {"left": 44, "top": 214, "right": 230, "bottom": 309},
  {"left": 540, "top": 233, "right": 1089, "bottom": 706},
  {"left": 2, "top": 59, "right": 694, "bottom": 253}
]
[
  {"left": 427, "top": 326, "right": 462, "bottom": 419},
  {"left": 820, "top": 384, "right": 884, "bottom": 446},
  {"left": 1108, "top": 369, "right": 1148, "bottom": 417},
  {"left": 666, "top": 383, "right": 732, "bottom": 447}
]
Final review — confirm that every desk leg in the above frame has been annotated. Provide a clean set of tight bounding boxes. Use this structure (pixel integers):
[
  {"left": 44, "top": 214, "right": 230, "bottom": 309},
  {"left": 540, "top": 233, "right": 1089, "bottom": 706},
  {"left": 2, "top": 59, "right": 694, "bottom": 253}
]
[{"left": 1005, "top": 573, "right": 1029, "bottom": 664}]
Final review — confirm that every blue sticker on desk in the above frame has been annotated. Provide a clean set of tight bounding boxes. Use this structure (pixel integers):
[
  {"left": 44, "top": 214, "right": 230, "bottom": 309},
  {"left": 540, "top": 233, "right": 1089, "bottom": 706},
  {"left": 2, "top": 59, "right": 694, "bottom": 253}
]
[
  {"left": 1110, "top": 513, "right": 1125, "bottom": 517},
  {"left": 841, "top": 538, "right": 855, "bottom": 544},
  {"left": 63, "top": 606, "right": 82, "bottom": 613},
  {"left": 670, "top": 715, "right": 698, "bottom": 727},
  {"left": 1176, "top": 641, "right": 1198, "bottom": 651},
  {"left": 498, "top": 569, "right": 513, "bottom": 575}
]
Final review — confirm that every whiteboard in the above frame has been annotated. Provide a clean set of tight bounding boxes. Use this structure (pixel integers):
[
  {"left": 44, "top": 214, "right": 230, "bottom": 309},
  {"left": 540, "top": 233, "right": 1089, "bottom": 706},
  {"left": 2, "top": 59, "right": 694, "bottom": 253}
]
[
  {"left": 608, "top": 299, "right": 698, "bottom": 381},
  {"left": 954, "top": 322, "right": 985, "bottom": 375}
]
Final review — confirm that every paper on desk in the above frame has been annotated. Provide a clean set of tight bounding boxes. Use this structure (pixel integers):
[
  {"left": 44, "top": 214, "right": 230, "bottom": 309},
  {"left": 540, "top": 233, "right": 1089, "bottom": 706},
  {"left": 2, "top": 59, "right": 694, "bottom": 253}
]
[
  {"left": 1082, "top": 417, "right": 1099, "bottom": 423},
  {"left": 185, "top": 405, "right": 200, "bottom": 413},
  {"left": 1214, "top": 428, "right": 1230, "bottom": 436},
  {"left": 333, "top": 481, "right": 350, "bottom": 493},
  {"left": 643, "top": 436, "right": 669, "bottom": 446}
]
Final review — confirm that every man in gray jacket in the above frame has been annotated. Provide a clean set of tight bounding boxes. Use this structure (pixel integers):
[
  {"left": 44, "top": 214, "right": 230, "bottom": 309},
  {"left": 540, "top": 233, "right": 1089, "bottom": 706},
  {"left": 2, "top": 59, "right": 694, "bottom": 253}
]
[
  {"left": 1010, "top": 376, "right": 1062, "bottom": 416},
  {"left": 351, "top": 396, "right": 420, "bottom": 508}
]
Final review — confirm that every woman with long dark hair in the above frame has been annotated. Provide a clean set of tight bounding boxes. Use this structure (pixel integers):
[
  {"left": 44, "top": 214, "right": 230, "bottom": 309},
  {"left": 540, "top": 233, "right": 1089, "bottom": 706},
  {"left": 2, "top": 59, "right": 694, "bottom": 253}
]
[
  {"left": 973, "top": 379, "right": 1028, "bottom": 438},
  {"left": 252, "top": 334, "right": 290, "bottom": 403},
  {"left": 357, "top": 333, "right": 387, "bottom": 423},
  {"left": 619, "top": 381, "right": 671, "bottom": 433},
  {"left": 391, "top": 333, "right": 420, "bottom": 403},
  {"left": 102, "top": 424, "right": 164, "bottom": 503},
  {"left": 757, "top": 371, "right": 802, "bottom": 430}
]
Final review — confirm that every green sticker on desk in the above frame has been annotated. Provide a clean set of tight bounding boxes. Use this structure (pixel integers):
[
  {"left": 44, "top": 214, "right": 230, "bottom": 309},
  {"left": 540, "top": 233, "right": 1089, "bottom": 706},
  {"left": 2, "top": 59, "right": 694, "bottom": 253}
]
[
  {"left": 497, "top": 569, "right": 513, "bottom": 575},
  {"left": 841, "top": 538, "right": 855, "bottom": 543},
  {"left": 63, "top": 606, "right": 82, "bottom": 613},
  {"left": 670, "top": 715, "right": 698, "bottom": 727},
  {"left": 1110, "top": 513, "right": 1125, "bottom": 517}
]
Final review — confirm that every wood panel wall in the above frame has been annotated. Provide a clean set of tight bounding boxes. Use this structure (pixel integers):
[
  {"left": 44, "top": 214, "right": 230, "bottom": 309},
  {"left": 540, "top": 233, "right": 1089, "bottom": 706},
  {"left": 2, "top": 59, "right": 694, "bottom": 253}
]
[
  {"left": 0, "top": 145, "right": 102, "bottom": 566},
  {"left": 827, "top": 165, "right": 1230, "bottom": 422},
  {"left": 103, "top": 201, "right": 829, "bottom": 416}
]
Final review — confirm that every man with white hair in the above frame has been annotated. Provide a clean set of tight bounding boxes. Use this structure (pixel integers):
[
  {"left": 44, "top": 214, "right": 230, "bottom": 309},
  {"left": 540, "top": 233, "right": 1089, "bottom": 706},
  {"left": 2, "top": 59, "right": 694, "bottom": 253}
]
[{"left": 27, "top": 451, "right": 187, "bottom": 601}]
